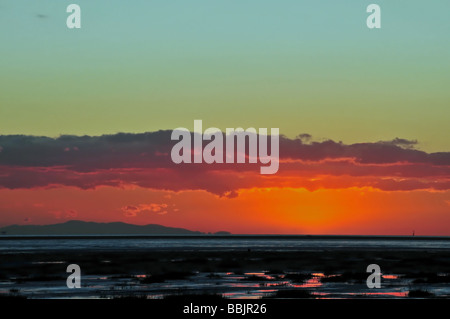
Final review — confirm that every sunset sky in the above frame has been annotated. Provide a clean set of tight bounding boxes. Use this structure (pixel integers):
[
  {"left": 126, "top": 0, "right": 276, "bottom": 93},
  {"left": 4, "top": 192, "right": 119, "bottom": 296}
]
[{"left": 0, "top": 1, "right": 449, "bottom": 235}]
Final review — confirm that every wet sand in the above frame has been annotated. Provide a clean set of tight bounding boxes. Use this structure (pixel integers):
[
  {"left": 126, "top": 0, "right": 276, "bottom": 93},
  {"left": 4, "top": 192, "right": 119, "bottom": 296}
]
[{"left": 1, "top": 247, "right": 449, "bottom": 299}]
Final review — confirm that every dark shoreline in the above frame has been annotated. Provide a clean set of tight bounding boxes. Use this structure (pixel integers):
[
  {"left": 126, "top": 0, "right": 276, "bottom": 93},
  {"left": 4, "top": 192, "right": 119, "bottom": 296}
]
[
  {"left": 1, "top": 248, "right": 450, "bottom": 299},
  {"left": 1, "top": 234, "right": 449, "bottom": 240}
]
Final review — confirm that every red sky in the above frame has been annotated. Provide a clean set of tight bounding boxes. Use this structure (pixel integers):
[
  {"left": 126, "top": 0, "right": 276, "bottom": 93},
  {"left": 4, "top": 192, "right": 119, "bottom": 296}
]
[
  {"left": 0, "top": 186, "right": 449, "bottom": 235},
  {"left": 0, "top": 132, "right": 449, "bottom": 235}
]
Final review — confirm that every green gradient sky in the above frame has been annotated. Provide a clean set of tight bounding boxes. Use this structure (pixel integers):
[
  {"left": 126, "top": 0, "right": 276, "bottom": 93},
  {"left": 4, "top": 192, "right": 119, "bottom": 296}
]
[{"left": 1, "top": 1, "right": 449, "bottom": 151}]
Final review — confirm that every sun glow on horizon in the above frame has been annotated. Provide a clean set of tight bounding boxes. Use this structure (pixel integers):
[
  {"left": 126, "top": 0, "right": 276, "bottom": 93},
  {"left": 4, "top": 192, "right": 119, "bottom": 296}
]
[{"left": 0, "top": 185, "right": 448, "bottom": 236}]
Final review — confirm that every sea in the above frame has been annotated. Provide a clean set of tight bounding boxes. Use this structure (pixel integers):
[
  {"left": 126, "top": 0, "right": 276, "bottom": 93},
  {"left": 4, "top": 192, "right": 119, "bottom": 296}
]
[
  {"left": 1, "top": 236, "right": 449, "bottom": 299},
  {"left": 0, "top": 235, "right": 449, "bottom": 252}
]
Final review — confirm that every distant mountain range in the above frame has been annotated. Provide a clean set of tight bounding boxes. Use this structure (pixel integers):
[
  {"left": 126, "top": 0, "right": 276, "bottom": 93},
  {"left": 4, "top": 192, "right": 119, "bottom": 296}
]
[{"left": 0, "top": 220, "right": 230, "bottom": 235}]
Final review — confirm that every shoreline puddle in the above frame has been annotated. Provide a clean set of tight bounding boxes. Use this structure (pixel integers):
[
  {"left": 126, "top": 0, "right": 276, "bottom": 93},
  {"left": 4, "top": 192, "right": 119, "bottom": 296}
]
[{"left": 1, "top": 270, "right": 448, "bottom": 299}]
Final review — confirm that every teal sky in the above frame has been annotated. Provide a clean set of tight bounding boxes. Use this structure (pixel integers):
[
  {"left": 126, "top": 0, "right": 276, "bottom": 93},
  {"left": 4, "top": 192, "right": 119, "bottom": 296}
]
[{"left": 0, "top": 1, "right": 449, "bottom": 151}]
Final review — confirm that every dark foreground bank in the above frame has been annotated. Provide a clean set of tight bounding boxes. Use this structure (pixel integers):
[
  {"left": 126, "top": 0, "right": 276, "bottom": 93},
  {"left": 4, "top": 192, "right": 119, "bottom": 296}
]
[{"left": 1, "top": 245, "right": 449, "bottom": 299}]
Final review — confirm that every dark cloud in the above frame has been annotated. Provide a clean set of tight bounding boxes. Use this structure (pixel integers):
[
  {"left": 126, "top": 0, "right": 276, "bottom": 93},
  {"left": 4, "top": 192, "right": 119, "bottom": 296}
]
[
  {"left": 378, "top": 138, "right": 418, "bottom": 149},
  {"left": 0, "top": 132, "right": 448, "bottom": 194},
  {"left": 296, "top": 133, "right": 312, "bottom": 143},
  {"left": 0, "top": 131, "right": 174, "bottom": 171},
  {"left": 0, "top": 132, "right": 448, "bottom": 169}
]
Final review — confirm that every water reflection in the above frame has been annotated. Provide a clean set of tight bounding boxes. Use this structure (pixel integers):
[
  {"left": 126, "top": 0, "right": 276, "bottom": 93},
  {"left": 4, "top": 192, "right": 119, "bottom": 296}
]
[
  {"left": 0, "top": 270, "right": 447, "bottom": 299},
  {"left": 291, "top": 273, "right": 324, "bottom": 288}
]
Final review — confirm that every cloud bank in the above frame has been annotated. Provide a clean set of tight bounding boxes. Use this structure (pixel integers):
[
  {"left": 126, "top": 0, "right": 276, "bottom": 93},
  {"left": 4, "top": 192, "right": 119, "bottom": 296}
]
[{"left": 0, "top": 132, "right": 449, "bottom": 195}]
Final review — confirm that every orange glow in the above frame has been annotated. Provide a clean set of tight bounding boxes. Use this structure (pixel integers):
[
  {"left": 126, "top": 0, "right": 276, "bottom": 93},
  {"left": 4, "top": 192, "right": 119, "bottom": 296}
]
[{"left": 0, "top": 185, "right": 448, "bottom": 235}]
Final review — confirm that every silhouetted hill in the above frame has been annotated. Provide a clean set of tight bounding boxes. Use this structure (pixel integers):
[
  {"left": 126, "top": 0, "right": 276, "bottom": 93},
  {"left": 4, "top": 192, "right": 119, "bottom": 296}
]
[{"left": 0, "top": 220, "right": 205, "bottom": 235}]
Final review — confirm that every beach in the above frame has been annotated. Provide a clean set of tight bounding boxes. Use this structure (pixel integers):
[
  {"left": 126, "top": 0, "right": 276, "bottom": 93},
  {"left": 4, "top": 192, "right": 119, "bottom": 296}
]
[{"left": 1, "top": 236, "right": 449, "bottom": 299}]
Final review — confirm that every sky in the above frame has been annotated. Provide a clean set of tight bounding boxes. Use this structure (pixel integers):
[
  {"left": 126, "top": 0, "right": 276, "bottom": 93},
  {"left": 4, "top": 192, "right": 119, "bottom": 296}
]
[{"left": 0, "top": 1, "right": 449, "bottom": 234}]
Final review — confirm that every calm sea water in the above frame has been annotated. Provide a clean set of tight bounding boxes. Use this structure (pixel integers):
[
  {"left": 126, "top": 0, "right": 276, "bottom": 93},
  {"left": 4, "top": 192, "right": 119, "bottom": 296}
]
[{"left": 1, "top": 236, "right": 449, "bottom": 252}]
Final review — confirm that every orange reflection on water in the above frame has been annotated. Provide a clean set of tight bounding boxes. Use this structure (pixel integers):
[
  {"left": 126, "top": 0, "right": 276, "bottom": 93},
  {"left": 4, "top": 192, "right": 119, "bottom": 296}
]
[
  {"left": 244, "top": 272, "right": 276, "bottom": 280},
  {"left": 382, "top": 275, "right": 399, "bottom": 279},
  {"left": 266, "top": 281, "right": 290, "bottom": 287},
  {"left": 347, "top": 291, "right": 408, "bottom": 297},
  {"left": 222, "top": 293, "right": 261, "bottom": 299},
  {"left": 291, "top": 273, "right": 324, "bottom": 288}
]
